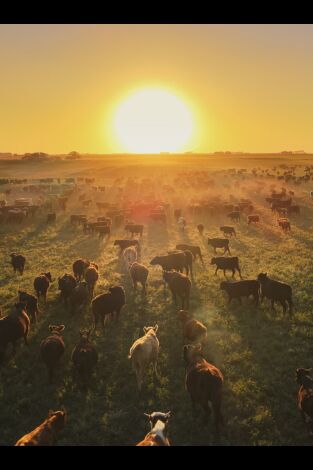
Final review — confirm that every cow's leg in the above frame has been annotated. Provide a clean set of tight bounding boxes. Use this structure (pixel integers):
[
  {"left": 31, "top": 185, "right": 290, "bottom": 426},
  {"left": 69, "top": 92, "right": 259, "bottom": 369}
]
[
  {"left": 201, "top": 401, "right": 211, "bottom": 425},
  {"left": 228, "top": 295, "right": 232, "bottom": 304},
  {"left": 238, "top": 268, "right": 242, "bottom": 279},
  {"left": 185, "top": 294, "right": 190, "bottom": 310},
  {"left": 215, "top": 267, "right": 218, "bottom": 276},
  {"left": 136, "top": 366, "right": 142, "bottom": 392},
  {"left": 232, "top": 269, "right": 235, "bottom": 278},
  {"left": 213, "top": 399, "right": 223, "bottom": 435},
  {"left": 280, "top": 300, "right": 287, "bottom": 314}
]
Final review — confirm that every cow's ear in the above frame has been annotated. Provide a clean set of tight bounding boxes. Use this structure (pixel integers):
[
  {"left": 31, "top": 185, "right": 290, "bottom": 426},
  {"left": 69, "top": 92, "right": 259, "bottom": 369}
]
[
  {"left": 166, "top": 411, "right": 171, "bottom": 420},
  {"left": 144, "top": 413, "right": 151, "bottom": 420},
  {"left": 154, "top": 324, "right": 159, "bottom": 333},
  {"left": 58, "top": 325, "right": 65, "bottom": 332},
  {"left": 143, "top": 327, "right": 148, "bottom": 334}
]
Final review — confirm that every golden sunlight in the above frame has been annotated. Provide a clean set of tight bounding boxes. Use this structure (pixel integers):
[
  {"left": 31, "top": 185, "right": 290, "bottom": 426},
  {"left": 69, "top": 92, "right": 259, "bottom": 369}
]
[{"left": 113, "top": 88, "right": 194, "bottom": 153}]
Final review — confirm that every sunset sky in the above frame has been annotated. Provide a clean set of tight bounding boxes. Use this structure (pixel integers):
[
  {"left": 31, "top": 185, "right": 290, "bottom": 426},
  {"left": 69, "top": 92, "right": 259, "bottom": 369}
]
[{"left": 1, "top": 24, "right": 313, "bottom": 154}]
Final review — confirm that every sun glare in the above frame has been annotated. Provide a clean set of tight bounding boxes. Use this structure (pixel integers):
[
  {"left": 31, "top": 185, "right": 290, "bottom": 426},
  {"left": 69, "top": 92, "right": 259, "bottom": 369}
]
[{"left": 113, "top": 88, "right": 194, "bottom": 153}]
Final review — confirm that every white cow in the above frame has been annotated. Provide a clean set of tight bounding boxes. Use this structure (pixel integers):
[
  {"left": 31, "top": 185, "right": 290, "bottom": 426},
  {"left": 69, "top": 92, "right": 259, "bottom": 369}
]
[
  {"left": 128, "top": 325, "right": 159, "bottom": 391},
  {"left": 123, "top": 246, "right": 137, "bottom": 268},
  {"left": 177, "top": 216, "right": 186, "bottom": 231}
]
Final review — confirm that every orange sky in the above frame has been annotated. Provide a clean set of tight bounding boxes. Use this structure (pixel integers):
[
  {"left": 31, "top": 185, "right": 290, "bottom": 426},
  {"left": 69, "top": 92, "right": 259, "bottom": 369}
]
[{"left": 1, "top": 24, "right": 313, "bottom": 154}]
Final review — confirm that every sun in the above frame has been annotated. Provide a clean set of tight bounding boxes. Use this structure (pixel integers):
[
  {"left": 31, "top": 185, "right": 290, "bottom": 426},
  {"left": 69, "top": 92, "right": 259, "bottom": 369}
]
[{"left": 113, "top": 87, "right": 194, "bottom": 153}]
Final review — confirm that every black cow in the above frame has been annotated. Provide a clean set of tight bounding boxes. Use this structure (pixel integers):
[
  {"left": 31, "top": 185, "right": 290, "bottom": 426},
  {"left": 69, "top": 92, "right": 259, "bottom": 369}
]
[
  {"left": 0, "top": 302, "right": 30, "bottom": 364},
  {"left": 150, "top": 252, "right": 186, "bottom": 273},
  {"left": 92, "top": 286, "right": 126, "bottom": 328},
  {"left": 58, "top": 274, "right": 77, "bottom": 306},
  {"left": 34, "top": 272, "right": 52, "bottom": 303},
  {"left": 18, "top": 291, "right": 40, "bottom": 323},
  {"left": 211, "top": 257, "right": 242, "bottom": 278},
  {"left": 257, "top": 272, "right": 293, "bottom": 314},
  {"left": 40, "top": 325, "right": 65, "bottom": 383},
  {"left": 114, "top": 239, "right": 140, "bottom": 253},
  {"left": 220, "top": 226, "right": 236, "bottom": 237},
  {"left": 176, "top": 244, "right": 204, "bottom": 263},
  {"left": 220, "top": 280, "right": 259, "bottom": 305},
  {"left": 71, "top": 329, "right": 98, "bottom": 385},
  {"left": 227, "top": 211, "right": 240, "bottom": 222},
  {"left": 10, "top": 253, "right": 26, "bottom": 275},
  {"left": 125, "top": 224, "right": 144, "bottom": 237},
  {"left": 208, "top": 238, "right": 231, "bottom": 255}
]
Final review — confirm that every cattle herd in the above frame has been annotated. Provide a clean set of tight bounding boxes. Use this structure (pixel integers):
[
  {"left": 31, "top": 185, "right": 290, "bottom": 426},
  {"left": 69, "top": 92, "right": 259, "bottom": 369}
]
[{"left": 1, "top": 162, "right": 313, "bottom": 446}]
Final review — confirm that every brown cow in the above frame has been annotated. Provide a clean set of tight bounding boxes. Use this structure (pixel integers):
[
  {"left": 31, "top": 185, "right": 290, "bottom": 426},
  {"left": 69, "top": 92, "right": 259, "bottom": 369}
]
[
  {"left": 184, "top": 344, "right": 224, "bottom": 433},
  {"left": 177, "top": 310, "right": 207, "bottom": 345},
  {"left": 129, "top": 262, "right": 149, "bottom": 294},
  {"left": 15, "top": 410, "right": 66, "bottom": 446},
  {"left": 40, "top": 325, "right": 65, "bottom": 383},
  {"left": 163, "top": 271, "right": 191, "bottom": 309},
  {"left": 296, "top": 368, "right": 313, "bottom": 435}
]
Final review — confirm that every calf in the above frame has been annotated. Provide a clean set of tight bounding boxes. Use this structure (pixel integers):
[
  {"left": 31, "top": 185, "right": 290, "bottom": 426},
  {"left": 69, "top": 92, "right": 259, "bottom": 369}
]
[
  {"left": 184, "top": 344, "right": 224, "bottom": 433},
  {"left": 10, "top": 253, "right": 26, "bottom": 275},
  {"left": 220, "top": 226, "right": 236, "bottom": 237},
  {"left": 71, "top": 329, "right": 98, "bottom": 384},
  {"left": 40, "top": 325, "right": 65, "bottom": 383},
  {"left": 247, "top": 215, "right": 260, "bottom": 224},
  {"left": 257, "top": 272, "right": 293, "bottom": 314},
  {"left": 128, "top": 325, "right": 159, "bottom": 392},
  {"left": 0, "top": 302, "right": 30, "bottom": 363},
  {"left": 15, "top": 410, "right": 66, "bottom": 446},
  {"left": 163, "top": 271, "right": 191, "bottom": 309},
  {"left": 208, "top": 238, "right": 231, "bottom": 255},
  {"left": 177, "top": 310, "right": 207, "bottom": 345},
  {"left": 129, "top": 262, "right": 149, "bottom": 294},
  {"left": 220, "top": 280, "right": 259, "bottom": 305},
  {"left": 136, "top": 412, "right": 171, "bottom": 446},
  {"left": 34, "top": 272, "right": 52, "bottom": 303},
  {"left": 18, "top": 290, "right": 39, "bottom": 323},
  {"left": 296, "top": 368, "right": 313, "bottom": 435},
  {"left": 211, "top": 257, "right": 242, "bottom": 278},
  {"left": 92, "top": 286, "right": 126, "bottom": 328}
]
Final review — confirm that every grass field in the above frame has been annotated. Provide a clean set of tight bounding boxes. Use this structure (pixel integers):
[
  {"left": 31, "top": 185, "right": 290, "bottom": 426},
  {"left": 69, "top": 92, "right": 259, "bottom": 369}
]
[{"left": 1, "top": 154, "right": 313, "bottom": 446}]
